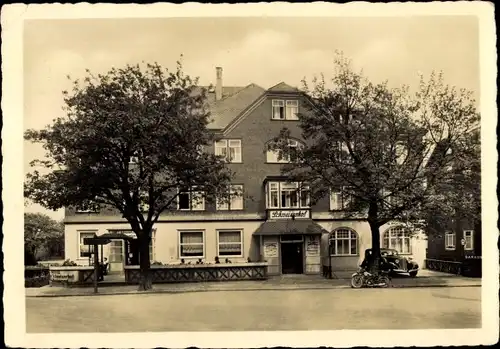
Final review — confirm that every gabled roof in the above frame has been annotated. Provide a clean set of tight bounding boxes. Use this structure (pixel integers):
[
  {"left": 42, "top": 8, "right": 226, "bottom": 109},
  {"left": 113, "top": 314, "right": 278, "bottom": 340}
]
[
  {"left": 267, "top": 82, "right": 300, "bottom": 93},
  {"left": 207, "top": 83, "right": 266, "bottom": 130}
]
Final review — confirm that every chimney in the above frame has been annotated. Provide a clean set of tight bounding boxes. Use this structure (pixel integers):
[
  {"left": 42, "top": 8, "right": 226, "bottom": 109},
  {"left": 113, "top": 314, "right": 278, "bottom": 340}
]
[{"left": 215, "top": 67, "right": 223, "bottom": 101}]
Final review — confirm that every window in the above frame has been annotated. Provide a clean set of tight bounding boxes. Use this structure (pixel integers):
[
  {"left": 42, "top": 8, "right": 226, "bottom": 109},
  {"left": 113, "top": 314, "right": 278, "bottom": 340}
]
[
  {"left": 78, "top": 231, "right": 96, "bottom": 258},
  {"left": 394, "top": 143, "right": 407, "bottom": 165},
  {"left": 109, "top": 240, "right": 124, "bottom": 263},
  {"left": 336, "top": 141, "right": 351, "bottom": 161},
  {"left": 445, "top": 231, "right": 456, "bottom": 250},
  {"left": 215, "top": 139, "right": 242, "bottom": 163},
  {"left": 383, "top": 226, "right": 412, "bottom": 254},
  {"left": 217, "top": 185, "right": 244, "bottom": 210},
  {"left": 179, "top": 231, "right": 204, "bottom": 258},
  {"left": 266, "top": 182, "right": 310, "bottom": 209},
  {"left": 266, "top": 139, "right": 302, "bottom": 163},
  {"left": 272, "top": 99, "right": 299, "bottom": 120},
  {"left": 272, "top": 100, "right": 285, "bottom": 119},
  {"left": 75, "top": 201, "right": 99, "bottom": 213},
  {"left": 464, "top": 230, "right": 474, "bottom": 250},
  {"left": 286, "top": 100, "right": 299, "bottom": 120},
  {"left": 217, "top": 230, "right": 243, "bottom": 257},
  {"left": 330, "top": 188, "right": 352, "bottom": 210},
  {"left": 178, "top": 187, "right": 205, "bottom": 211},
  {"left": 329, "top": 229, "right": 358, "bottom": 256}
]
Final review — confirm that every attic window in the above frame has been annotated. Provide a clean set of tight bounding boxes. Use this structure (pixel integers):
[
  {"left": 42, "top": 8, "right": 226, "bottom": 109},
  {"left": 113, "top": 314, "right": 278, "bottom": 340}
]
[{"left": 272, "top": 100, "right": 299, "bottom": 120}]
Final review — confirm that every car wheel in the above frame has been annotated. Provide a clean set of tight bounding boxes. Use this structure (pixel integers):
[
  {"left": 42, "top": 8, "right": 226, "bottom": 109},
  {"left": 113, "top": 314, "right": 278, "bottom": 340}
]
[{"left": 409, "top": 271, "right": 417, "bottom": 278}]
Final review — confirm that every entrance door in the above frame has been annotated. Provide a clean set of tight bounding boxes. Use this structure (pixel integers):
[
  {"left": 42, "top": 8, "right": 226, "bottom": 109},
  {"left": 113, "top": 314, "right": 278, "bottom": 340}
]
[
  {"left": 281, "top": 242, "right": 304, "bottom": 274},
  {"left": 109, "top": 240, "right": 125, "bottom": 273}
]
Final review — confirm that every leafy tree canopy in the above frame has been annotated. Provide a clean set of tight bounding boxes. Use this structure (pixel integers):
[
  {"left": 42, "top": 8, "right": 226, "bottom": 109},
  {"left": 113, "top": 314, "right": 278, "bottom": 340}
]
[
  {"left": 24, "top": 212, "right": 64, "bottom": 263},
  {"left": 273, "top": 53, "right": 479, "bottom": 263},
  {"left": 24, "top": 60, "right": 234, "bottom": 289}
]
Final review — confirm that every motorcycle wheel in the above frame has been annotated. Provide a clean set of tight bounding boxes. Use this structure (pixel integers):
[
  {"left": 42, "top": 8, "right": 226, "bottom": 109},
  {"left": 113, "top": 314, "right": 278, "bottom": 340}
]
[
  {"left": 351, "top": 274, "right": 364, "bottom": 288},
  {"left": 379, "top": 275, "right": 390, "bottom": 288}
]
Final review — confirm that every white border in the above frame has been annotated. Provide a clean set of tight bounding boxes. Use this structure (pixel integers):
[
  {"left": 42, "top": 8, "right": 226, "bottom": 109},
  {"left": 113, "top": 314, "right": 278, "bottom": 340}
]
[{"left": 2, "top": 1, "right": 498, "bottom": 347}]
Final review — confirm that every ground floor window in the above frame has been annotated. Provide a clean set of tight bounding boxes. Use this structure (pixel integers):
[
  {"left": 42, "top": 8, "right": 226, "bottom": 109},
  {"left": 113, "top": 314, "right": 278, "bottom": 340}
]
[
  {"left": 179, "top": 231, "right": 204, "bottom": 258},
  {"left": 463, "top": 230, "right": 473, "bottom": 250},
  {"left": 217, "top": 230, "right": 243, "bottom": 257},
  {"left": 383, "top": 226, "right": 412, "bottom": 254},
  {"left": 329, "top": 229, "right": 358, "bottom": 256},
  {"left": 445, "top": 231, "right": 456, "bottom": 250},
  {"left": 78, "top": 231, "right": 96, "bottom": 258}
]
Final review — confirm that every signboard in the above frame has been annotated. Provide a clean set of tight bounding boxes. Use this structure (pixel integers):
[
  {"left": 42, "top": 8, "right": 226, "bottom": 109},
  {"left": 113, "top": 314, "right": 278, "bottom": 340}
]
[
  {"left": 306, "top": 236, "right": 320, "bottom": 256},
  {"left": 268, "top": 210, "right": 310, "bottom": 220},
  {"left": 50, "top": 270, "right": 78, "bottom": 283},
  {"left": 264, "top": 242, "right": 278, "bottom": 258}
]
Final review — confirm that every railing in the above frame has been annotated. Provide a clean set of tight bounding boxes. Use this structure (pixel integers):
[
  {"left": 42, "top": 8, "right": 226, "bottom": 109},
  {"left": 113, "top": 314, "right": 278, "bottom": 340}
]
[
  {"left": 425, "top": 259, "right": 462, "bottom": 275},
  {"left": 124, "top": 263, "right": 268, "bottom": 284}
]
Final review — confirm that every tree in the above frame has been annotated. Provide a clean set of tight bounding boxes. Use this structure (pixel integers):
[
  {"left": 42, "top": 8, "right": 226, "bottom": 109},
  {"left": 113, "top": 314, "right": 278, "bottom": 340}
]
[
  {"left": 24, "top": 213, "right": 64, "bottom": 265},
  {"left": 273, "top": 54, "right": 480, "bottom": 271},
  {"left": 24, "top": 61, "right": 233, "bottom": 290},
  {"left": 422, "top": 129, "right": 481, "bottom": 235}
]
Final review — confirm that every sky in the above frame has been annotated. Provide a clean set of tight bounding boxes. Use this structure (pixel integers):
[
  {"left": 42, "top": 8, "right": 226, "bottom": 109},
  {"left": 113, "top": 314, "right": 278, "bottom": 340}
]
[{"left": 23, "top": 16, "right": 480, "bottom": 221}]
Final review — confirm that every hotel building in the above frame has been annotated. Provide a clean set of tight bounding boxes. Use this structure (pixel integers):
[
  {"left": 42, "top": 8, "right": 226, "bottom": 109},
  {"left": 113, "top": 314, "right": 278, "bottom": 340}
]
[{"left": 63, "top": 67, "right": 427, "bottom": 276}]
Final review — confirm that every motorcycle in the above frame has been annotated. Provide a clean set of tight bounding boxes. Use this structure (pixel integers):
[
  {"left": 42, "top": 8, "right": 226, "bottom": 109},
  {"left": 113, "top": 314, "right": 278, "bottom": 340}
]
[{"left": 350, "top": 267, "right": 391, "bottom": 288}]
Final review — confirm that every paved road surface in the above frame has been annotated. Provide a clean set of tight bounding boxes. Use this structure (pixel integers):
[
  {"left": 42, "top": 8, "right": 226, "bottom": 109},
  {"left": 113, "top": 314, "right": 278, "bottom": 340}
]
[{"left": 26, "top": 287, "right": 481, "bottom": 332}]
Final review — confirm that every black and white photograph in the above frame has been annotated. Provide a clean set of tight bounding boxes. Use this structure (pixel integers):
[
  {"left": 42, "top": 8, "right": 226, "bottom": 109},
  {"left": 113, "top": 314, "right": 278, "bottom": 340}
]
[{"left": 2, "top": 2, "right": 498, "bottom": 348}]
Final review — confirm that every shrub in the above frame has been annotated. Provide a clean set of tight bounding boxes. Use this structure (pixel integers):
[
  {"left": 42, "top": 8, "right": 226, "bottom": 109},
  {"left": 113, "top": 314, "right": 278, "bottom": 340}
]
[{"left": 62, "top": 259, "right": 78, "bottom": 266}]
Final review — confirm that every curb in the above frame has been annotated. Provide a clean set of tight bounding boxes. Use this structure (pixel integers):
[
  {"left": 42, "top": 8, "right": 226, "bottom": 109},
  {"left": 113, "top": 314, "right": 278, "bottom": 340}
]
[{"left": 26, "top": 283, "right": 481, "bottom": 298}]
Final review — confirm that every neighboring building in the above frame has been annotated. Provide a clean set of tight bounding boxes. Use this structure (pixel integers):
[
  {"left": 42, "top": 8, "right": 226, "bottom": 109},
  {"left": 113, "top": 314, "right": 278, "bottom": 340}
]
[
  {"left": 63, "top": 67, "right": 427, "bottom": 276},
  {"left": 425, "top": 127, "right": 481, "bottom": 277}
]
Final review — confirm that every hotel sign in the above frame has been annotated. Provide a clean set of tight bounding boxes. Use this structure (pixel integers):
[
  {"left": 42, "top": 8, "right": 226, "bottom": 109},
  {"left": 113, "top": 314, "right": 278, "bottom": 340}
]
[{"left": 268, "top": 210, "right": 310, "bottom": 220}]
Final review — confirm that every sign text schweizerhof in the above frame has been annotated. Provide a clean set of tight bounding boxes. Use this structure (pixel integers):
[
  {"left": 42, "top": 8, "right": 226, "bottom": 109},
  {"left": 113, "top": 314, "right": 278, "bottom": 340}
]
[{"left": 268, "top": 210, "right": 310, "bottom": 220}]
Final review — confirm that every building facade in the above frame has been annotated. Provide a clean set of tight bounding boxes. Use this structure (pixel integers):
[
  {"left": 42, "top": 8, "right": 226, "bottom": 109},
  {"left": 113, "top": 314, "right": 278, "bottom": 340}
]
[
  {"left": 425, "top": 127, "right": 481, "bottom": 277},
  {"left": 64, "top": 68, "right": 427, "bottom": 276}
]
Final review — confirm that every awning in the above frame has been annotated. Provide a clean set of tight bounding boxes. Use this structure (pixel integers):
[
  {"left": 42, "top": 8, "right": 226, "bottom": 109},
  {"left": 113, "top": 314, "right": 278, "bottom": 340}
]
[
  {"left": 253, "top": 219, "right": 328, "bottom": 236},
  {"left": 83, "top": 232, "right": 136, "bottom": 246}
]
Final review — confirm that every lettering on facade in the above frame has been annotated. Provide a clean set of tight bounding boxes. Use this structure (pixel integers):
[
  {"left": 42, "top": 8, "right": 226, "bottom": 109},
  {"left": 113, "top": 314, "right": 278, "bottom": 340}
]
[{"left": 269, "top": 210, "right": 310, "bottom": 220}]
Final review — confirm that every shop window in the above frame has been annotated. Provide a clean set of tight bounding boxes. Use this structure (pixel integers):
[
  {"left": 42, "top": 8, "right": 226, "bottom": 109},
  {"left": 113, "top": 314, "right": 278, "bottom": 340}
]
[
  {"left": 463, "top": 230, "right": 474, "bottom": 250},
  {"left": 179, "top": 231, "right": 204, "bottom": 258},
  {"left": 266, "top": 182, "right": 310, "bottom": 209},
  {"left": 78, "top": 231, "right": 96, "bottom": 258},
  {"left": 383, "top": 226, "right": 412, "bottom": 254},
  {"left": 215, "top": 139, "right": 242, "bottom": 163},
  {"left": 445, "top": 231, "right": 456, "bottom": 250},
  {"left": 216, "top": 185, "right": 244, "bottom": 210},
  {"left": 177, "top": 186, "right": 205, "bottom": 211},
  {"left": 217, "top": 230, "right": 243, "bottom": 257},
  {"left": 329, "top": 229, "right": 358, "bottom": 256}
]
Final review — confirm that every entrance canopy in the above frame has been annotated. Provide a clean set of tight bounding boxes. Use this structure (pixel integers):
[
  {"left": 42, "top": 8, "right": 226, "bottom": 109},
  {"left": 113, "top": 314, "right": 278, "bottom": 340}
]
[
  {"left": 254, "top": 219, "right": 327, "bottom": 236},
  {"left": 83, "top": 231, "right": 136, "bottom": 246}
]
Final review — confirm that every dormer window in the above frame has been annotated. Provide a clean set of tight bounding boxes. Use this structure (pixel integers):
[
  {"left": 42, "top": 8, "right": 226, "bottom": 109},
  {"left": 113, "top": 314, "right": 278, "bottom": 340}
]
[
  {"left": 215, "top": 139, "right": 242, "bottom": 163},
  {"left": 272, "top": 99, "right": 299, "bottom": 120}
]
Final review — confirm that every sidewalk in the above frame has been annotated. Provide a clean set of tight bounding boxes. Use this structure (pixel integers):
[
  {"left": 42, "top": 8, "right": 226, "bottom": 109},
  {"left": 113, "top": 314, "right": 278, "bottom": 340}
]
[{"left": 25, "top": 270, "right": 481, "bottom": 298}]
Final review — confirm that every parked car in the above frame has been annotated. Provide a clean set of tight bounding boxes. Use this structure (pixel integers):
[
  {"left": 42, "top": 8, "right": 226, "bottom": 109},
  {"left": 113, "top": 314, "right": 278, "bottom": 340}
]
[{"left": 364, "top": 248, "right": 419, "bottom": 277}]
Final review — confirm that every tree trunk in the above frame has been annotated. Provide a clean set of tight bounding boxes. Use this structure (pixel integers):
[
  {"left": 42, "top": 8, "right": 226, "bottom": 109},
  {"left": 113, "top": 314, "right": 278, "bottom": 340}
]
[
  {"left": 368, "top": 202, "right": 381, "bottom": 274},
  {"left": 137, "top": 232, "right": 153, "bottom": 291},
  {"left": 369, "top": 220, "right": 381, "bottom": 274}
]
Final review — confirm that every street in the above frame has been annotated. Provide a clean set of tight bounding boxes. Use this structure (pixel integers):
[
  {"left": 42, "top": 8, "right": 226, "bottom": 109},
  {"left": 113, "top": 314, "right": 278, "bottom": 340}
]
[{"left": 26, "top": 287, "right": 481, "bottom": 332}]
